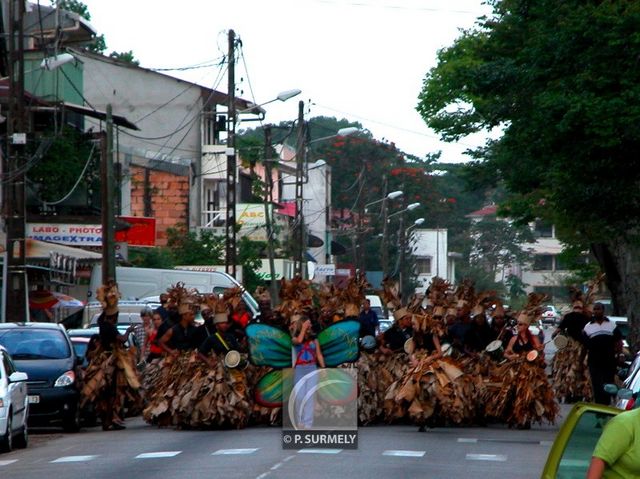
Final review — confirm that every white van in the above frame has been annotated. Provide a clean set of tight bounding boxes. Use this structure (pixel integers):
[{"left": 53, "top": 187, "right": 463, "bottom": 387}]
[{"left": 87, "top": 266, "right": 259, "bottom": 318}]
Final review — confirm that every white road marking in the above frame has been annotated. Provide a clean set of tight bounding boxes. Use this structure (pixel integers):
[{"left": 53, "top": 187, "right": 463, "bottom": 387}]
[
  {"left": 256, "top": 473, "right": 270, "bottom": 479},
  {"left": 382, "top": 450, "right": 426, "bottom": 458},
  {"left": 212, "top": 448, "right": 259, "bottom": 455},
  {"left": 466, "top": 454, "right": 507, "bottom": 462},
  {"left": 298, "top": 449, "right": 342, "bottom": 454},
  {"left": 51, "top": 455, "right": 98, "bottom": 463},
  {"left": 283, "top": 455, "right": 296, "bottom": 462},
  {"left": 0, "top": 460, "right": 18, "bottom": 466},
  {"left": 135, "top": 451, "right": 182, "bottom": 459},
  {"left": 457, "top": 438, "right": 478, "bottom": 443},
  {"left": 271, "top": 462, "right": 283, "bottom": 470}
]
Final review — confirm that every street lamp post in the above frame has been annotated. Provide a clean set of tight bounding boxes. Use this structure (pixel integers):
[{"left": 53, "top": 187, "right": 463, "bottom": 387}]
[
  {"left": 292, "top": 111, "right": 359, "bottom": 277},
  {"left": 399, "top": 217, "right": 425, "bottom": 297},
  {"left": 369, "top": 185, "right": 403, "bottom": 277}
]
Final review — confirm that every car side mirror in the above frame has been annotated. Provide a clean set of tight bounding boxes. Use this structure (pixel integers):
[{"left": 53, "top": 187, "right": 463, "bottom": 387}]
[
  {"left": 603, "top": 383, "right": 619, "bottom": 395},
  {"left": 9, "top": 371, "right": 28, "bottom": 382},
  {"left": 617, "top": 388, "right": 634, "bottom": 400}
]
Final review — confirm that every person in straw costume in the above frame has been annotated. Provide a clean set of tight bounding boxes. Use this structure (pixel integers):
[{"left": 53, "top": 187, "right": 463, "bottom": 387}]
[
  {"left": 485, "top": 295, "right": 558, "bottom": 429},
  {"left": 551, "top": 296, "right": 592, "bottom": 403},
  {"left": 80, "top": 280, "right": 143, "bottom": 430},
  {"left": 143, "top": 288, "right": 253, "bottom": 429}
]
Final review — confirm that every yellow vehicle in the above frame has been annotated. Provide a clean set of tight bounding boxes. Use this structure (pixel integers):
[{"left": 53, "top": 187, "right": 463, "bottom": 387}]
[{"left": 541, "top": 402, "right": 622, "bottom": 478}]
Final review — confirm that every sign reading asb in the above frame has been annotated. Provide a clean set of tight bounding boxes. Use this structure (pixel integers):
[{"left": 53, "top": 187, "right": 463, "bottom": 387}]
[{"left": 314, "top": 264, "right": 336, "bottom": 276}]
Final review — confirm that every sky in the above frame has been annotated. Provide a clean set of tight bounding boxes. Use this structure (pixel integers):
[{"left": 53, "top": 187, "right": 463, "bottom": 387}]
[{"left": 78, "top": 0, "right": 491, "bottom": 163}]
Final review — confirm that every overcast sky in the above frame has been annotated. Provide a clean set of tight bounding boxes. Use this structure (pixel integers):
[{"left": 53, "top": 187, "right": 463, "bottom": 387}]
[{"left": 78, "top": 0, "right": 491, "bottom": 163}]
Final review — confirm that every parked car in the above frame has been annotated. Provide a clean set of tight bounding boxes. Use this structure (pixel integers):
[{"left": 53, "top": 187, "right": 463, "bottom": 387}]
[
  {"left": 541, "top": 402, "right": 623, "bottom": 478},
  {"left": 0, "top": 323, "right": 81, "bottom": 432},
  {"left": 616, "top": 351, "right": 640, "bottom": 410},
  {"left": 541, "top": 305, "right": 561, "bottom": 325},
  {"left": 0, "top": 346, "right": 28, "bottom": 452},
  {"left": 378, "top": 319, "right": 393, "bottom": 333}
]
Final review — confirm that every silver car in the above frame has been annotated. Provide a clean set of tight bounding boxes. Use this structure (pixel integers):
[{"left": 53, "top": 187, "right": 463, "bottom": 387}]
[{"left": 0, "top": 346, "right": 29, "bottom": 452}]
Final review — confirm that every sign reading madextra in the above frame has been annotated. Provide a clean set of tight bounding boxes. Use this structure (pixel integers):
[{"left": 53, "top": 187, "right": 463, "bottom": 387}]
[
  {"left": 27, "top": 223, "right": 103, "bottom": 246},
  {"left": 27, "top": 218, "right": 157, "bottom": 247}
]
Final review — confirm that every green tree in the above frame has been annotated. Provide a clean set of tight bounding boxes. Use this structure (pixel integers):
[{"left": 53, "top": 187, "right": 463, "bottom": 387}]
[
  {"left": 417, "top": 0, "right": 640, "bottom": 349},
  {"left": 469, "top": 217, "right": 534, "bottom": 277},
  {"left": 166, "top": 226, "right": 225, "bottom": 266}
]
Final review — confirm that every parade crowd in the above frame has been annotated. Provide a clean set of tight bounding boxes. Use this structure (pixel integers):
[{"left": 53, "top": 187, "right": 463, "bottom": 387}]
[{"left": 79, "top": 275, "right": 624, "bottom": 433}]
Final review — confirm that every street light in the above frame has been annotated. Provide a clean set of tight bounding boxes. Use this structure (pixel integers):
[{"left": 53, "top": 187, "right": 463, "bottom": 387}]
[
  {"left": 365, "top": 190, "right": 403, "bottom": 211},
  {"left": 225, "top": 84, "right": 301, "bottom": 279},
  {"left": 398, "top": 217, "right": 425, "bottom": 297},
  {"left": 238, "top": 89, "right": 302, "bottom": 117},
  {"left": 293, "top": 104, "right": 360, "bottom": 276},
  {"left": 388, "top": 202, "right": 420, "bottom": 219}
]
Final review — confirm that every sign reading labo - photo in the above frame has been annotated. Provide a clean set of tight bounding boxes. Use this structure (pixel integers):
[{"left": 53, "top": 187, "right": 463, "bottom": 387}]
[{"left": 281, "top": 368, "right": 358, "bottom": 450}]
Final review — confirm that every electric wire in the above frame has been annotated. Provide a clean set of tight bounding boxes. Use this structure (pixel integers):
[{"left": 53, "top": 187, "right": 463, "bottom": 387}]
[{"left": 35, "top": 142, "right": 96, "bottom": 205}]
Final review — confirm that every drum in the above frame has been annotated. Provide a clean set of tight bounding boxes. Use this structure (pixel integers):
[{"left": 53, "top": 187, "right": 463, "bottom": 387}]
[
  {"left": 441, "top": 343, "right": 453, "bottom": 357},
  {"left": 404, "top": 338, "right": 415, "bottom": 354},
  {"left": 526, "top": 350, "right": 539, "bottom": 362},
  {"left": 224, "top": 350, "right": 248, "bottom": 370},
  {"left": 553, "top": 334, "right": 569, "bottom": 350},
  {"left": 361, "top": 335, "right": 377, "bottom": 352},
  {"left": 485, "top": 340, "right": 504, "bottom": 360}
]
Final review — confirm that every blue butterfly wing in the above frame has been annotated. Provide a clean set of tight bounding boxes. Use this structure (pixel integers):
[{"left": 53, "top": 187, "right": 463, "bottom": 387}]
[
  {"left": 317, "top": 320, "right": 360, "bottom": 367},
  {"left": 246, "top": 323, "right": 293, "bottom": 368}
]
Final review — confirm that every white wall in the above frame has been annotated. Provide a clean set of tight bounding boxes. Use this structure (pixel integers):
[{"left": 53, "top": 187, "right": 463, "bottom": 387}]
[{"left": 411, "top": 228, "right": 450, "bottom": 291}]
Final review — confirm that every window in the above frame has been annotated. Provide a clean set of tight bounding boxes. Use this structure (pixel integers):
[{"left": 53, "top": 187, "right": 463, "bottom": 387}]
[
  {"left": 554, "top": 255, "right": 569, "bottom": 271},
  {"left": 534, "top": 221, "right": 553, "bottom": 238},
  {"left": 533, "top": 254, "right": 553, "bottom": 271},
  {"left": 415, "top": 257, "right": 432, "bottom": 274}
]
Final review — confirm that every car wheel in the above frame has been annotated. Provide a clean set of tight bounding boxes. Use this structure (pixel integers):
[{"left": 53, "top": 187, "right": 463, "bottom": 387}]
[
  {"left": 14, "top": 422, "right": 28, "bottom": 449},
  {"left": 62, "top": 406, "right": 81, "bottom": 433},
  {"left": 0, "top": 413, "right": 13, "bottom": 453}
]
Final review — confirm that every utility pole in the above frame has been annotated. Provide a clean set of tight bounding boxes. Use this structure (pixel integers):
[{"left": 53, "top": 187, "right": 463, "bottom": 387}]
[
  {"left": 380, "top": 175, "right": 389, "bottom": 277},
  {"left": 293, "top": 100, "right": 305, "bottom": 277},
  {"left": 263, "top": 125, "right": 278, "bottom": 305},
  {"left": 4, "top": 0, "right": 27, "bottom": 322},
  {"left": 225, "top": 29, "right": 237, "bottom": 278},
  {"left": 100, "top": 105, "right": 116, "bottom": 284}
]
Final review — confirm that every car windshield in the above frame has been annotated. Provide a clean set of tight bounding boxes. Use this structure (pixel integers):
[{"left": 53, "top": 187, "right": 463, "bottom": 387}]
[{"left": 0, "top": 329, "right": 71, "bottom": 360}]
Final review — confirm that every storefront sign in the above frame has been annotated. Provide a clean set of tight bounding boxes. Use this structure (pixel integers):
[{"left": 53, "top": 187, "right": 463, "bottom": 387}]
[{"left": 27, "top": 223, "right": 102, "bottom": 246}]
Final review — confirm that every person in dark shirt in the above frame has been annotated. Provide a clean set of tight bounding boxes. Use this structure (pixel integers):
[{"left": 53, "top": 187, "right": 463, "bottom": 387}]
[
  {"left": 582, "top": 302, "right": 623, "bottom": 405},
  {"left": 198, "top": 312, "right": 241, "bottom": 367},
  {"left": 448, "top": 307, "right": 471, "bottom": 355},
  {"left": 191, "top": 305, "right": 215, "bottom": 349},
  {"left": 553, "top": 302, "right": 590, "bottom": 341},
  {"left": 154, "top": 308, "right": 180, "bottom": 353},
  {"left": 154, "top": 293, "right": 171, "bottom": 321},
  {"left": 97, "top": 311, "right": 134, "bottom": 351},
  {"left": 160, "top": 302, "right": 198, "bottom": 355},
  {"left": 358, "top": 299, "right": 379, "bottom": 338},
  {"left": 489, "top": 308, "right": 514, "bottom": 349},
  {"left": 465, "top": 308, "right": 493, "bottom": 353},
  {"left": 380, "top": 308, "right": 413, "bottom": 354}
]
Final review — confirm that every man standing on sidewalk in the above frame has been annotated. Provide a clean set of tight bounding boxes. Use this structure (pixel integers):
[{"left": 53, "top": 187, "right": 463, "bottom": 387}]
[{"left": 582, "top": 302, "right": 623, "bottom": 405}]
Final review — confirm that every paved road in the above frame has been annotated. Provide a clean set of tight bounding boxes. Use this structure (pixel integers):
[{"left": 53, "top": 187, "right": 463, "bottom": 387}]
[{"left": 0, "top": 405, "right": 571, "bottom": 479}]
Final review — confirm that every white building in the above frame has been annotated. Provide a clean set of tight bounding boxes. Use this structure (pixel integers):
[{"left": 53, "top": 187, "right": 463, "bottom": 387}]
[
  {"left": 467, "top": 205, "right": 572, "bottom": 302},
  {"left": 410, "top": 228, "right": 457, "bottom": 291}
]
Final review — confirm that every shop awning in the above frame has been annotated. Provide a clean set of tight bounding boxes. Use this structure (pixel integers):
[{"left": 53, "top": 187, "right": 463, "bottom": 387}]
[{"left": 25, "top": 239, "right": 102, "bottom": 262}]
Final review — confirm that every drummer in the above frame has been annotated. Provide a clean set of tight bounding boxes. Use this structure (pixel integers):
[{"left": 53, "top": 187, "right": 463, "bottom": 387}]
[
  {"left": 197, "top": 310, "right": 241, "bottom": 368},
  {"left": 489, "top": 305, "right": 513, "bottom": 348},
  {"left": 504, "top": 313, "right": 544, "bottom": 360},
  {"left": 552, "top": 301, "right": 590, "bottom": 342},
  {"left": 379, "top": 308, "right": 413, "bottom": 354}
]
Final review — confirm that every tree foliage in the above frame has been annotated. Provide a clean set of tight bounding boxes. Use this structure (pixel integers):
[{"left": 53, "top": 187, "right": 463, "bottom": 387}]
[
  {"left": 417, "top": 0, "right": 640, "bottom": 347},
  {"left": 417, "top": 0, "right": 640, "bottom": 240}
]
